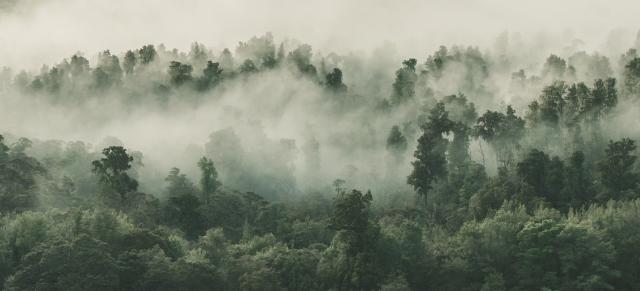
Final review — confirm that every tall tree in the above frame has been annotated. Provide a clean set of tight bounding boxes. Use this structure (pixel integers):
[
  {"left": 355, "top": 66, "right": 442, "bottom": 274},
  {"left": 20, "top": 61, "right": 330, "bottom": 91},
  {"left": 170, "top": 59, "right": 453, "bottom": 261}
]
[
  {"left": 163, "top": 168, "right": 205, "bottom": 239},
  {"left": 122, "top": 50, "right": 137, "bottom": 75},
  {"left": 325, "top": 68, "right": 347, "bottom": 93},
  {"left": 598, "top": 138, "right": 638, "bottom": 198},
  {"left": 386, "top": 125, "right": 408, "bottom": 163},
  {"left": 562, "top": 151, "right": 593, "bottom": 209},
  {"left": 168, "top": 61, "right": 193, "bottom": 86},
  {"left": 474, "top": 106, "right": 525, "bottom": 169},
  {"left": 391, "top": 58, "right": 417, "bottom": 105},
  {"left": 91, "top": 146, "right": 139, "bottom": 208},
  {"left": 69, "top": 54, "right": 90, "bottom": 78},
  {"left": 138, "top": 45, "right": 157, "bottom": 65},
  {"left": 0, "top": 136, "right": 45, "bottom": 212},
  {"left": 623, "top": 57, "right": 640, "bottom": 96},
  {"left": 287, "top": 44, "right": 316, "bottom": 76},
  {"left": 197, "top": 61, "right": 223, "bottom": 91},
  {"left": 165, "top": 167, "right": 197, "bottom": 197},
  {"left": 408, "top": 102, "right": 453, "bottom": 205},
  {"left": 542, "top": 54, "right": 567, "bottom": 79},
  {"left": 239, "top": 59, "right": 258, "bottom": 74},
  {"left": 198, "top": 157, "right": 221, "bottom": 202}
]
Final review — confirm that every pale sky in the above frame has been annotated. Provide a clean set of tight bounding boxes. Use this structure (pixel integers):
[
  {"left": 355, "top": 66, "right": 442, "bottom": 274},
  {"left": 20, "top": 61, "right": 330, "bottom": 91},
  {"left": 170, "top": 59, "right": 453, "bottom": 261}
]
[{"left": 0, "top": 0, "right": 638, "bottom": 70}]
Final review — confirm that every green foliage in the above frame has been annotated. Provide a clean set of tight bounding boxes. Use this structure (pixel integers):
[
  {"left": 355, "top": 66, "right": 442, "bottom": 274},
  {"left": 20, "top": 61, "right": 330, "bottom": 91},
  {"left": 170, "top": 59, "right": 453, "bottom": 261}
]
[
  {"left": 325, "top": 68, "right": 347, "bottom": 93},
  {"left": 424, "top": 46, "right": 489, "bottom": 96},
  {"left": 329, "top": 190, "right": 372, "bottom": 239},
  {"left": 543, "top": 54, "right": 567, "bottom": 79},
  {"left": 197, "top": 61, "right": 223, "bottom": 91},
  {"left": 320, "top": 190, "right": 386, "bottom": 290},
  {"left": 138, "top": 45, "right": 157, "bottom": 65},
  {"left": 391, "top": 58, "right": 417, "bottom": 105},
  {"left": 69, "top": 54, "right": 89, "bottom": 77},
  {"left": 236, "top": 33, "right": 277, "bottom": 69},
  {"left": 4, "top": 35, "right": 640, "bottom": 290},
  {"left": 287, "top": 44, "right": 317, "bottom": 76},
  {"left": 408, "top": 102, "right": 452, "bottom": 201},
  {"left": 0, "top": 136, "right": 45, "bottom": 213},
  {"left": 623, "top": 57, "right": 640, "bottom": 96},
  {"left": 598, "top": 138, "right": 639, "bottom": 198},
  {"left": 515, "top": 218, "right": 618, "bottom": 290},
  {"left": 123, "top": 50, "right": 137, "bottom": 75},
  {"left": 6, "top": 235, "right": 120, "bottom": 291},
  {"left": 168, "top": 61, "right": 193, "bottom": 86},
  {"left": 517, "top": 149, "right": 557, "bottom": 203},
  {"left": 239, "top": 59, "right": 258, "bottom": 74},
  {"left": 91, "top": 146, "right": 139, "bottom": 208},
  {"left": 197, "top": 157, "right": 221, "bottom": 201},
  {"left": 93, "top": 50, "right": 123, "bottom": 90},
  {"left": 475, "top": 105, "right": 525, "bottom": 168}
]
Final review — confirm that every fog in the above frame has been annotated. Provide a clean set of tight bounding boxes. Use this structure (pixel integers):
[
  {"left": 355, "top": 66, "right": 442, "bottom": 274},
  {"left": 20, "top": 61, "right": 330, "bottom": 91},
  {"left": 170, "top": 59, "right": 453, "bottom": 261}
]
[
  {"left": 1, "top": 0, "right": 640, "bottom": 70},
  {"left": 6, "top": 2, "right": 640, "bottom": 289},
  {"left": 2, "top": 0, "right": 640, "bottom": 201}
]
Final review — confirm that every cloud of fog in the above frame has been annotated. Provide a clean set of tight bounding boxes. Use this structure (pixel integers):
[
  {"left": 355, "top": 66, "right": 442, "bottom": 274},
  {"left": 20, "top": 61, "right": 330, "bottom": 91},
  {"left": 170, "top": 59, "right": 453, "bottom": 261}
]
[
  {"left": 2, "top": 0, "right": 640, "bottom": 202},
  {"left": 1, "top": 0, "right": 639, "bottom": 70}
]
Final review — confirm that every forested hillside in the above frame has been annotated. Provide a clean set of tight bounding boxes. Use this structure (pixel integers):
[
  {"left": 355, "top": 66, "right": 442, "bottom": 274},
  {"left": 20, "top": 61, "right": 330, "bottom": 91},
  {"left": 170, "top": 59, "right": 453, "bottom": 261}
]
[{"left": 3, "top": 32, "right": 640, "bottom": 290}]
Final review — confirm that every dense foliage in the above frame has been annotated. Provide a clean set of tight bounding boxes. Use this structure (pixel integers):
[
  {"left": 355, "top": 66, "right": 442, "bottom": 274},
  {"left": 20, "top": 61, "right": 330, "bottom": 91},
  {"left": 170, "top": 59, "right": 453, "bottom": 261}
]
[{"left": 3, "top": 33, "right": 640, "bottom": 290}]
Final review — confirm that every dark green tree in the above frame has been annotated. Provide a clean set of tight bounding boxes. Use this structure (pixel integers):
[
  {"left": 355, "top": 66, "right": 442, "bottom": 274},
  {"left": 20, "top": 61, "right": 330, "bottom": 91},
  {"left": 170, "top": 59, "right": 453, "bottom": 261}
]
[
  {"left": 139, "top": 45, "right": 157, "bottom": 65},
  {"left": 69, "top": 54, "right": 90, "bottom": 78},
  {"left": 321, "top": 189, "right": 386, "bottom": 291},
  {"left": 390, "top": 58, "right": 417, "bottom": 105},
  {"left": 287, "top": 44, "right": 316, "bottom": 76},
  {"left": 517, "top": 149, "right": 551, "bottom": 198},
  {"left": 239, "top": 59, "right": 258, "bottom": 74},
  {"left": 562, "top": 151, "right": 593, "bottom": 209},
  {"left": 168, "top": 61, "right": 193, "bottom": 86},
  {"left": 408, "top": 102, "right": 453, "bottom": 206},
  {"left": 92, "top": 146, "right": 139, "bottom": 208},
  {"left": 516, "top": 149, "right": 567, "bottom": 208},
  {"left": 623, "top": 57, "right": 640, "bottom": 96},
  {"left": 198, "top": 157, "right": 221, "bottom": 202},
  {"left": 197, "top": 61, "right": 223, "bottom": 91},
  {"left": 325, "top": 68, "right": 347, "bottom": 93},
  {"left": 92, "top": 50, "right": 122, "bottom": 90},
  {"left": 329, "top": 189, "right": 373, "bottom": 241},
  {"left": 0, "top": 136, "right": 45, "bottom": 213},
  {"left": 542, "top": 54, "right": 567, "bottom": 79},
  {"left": 474, "top": 106, "right": 525, "bottom": 169},
  {"left": 598, "top": 138, "right": 638, "bottom": 198},
  {"left": 6, "top": 235, "right": 120, "bottom": 291},
  {"left": 164, "top": 167, "right": 197, "bottom": 197},
  {"left": 123, "top": 50, "right": 137, "bottom": 75}
]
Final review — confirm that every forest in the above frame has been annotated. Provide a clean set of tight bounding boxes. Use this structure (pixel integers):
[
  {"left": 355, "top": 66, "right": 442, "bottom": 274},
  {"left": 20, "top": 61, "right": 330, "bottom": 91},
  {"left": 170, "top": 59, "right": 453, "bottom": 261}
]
[{"left": 2, "top": 31, "right": 640, "bottom": 290}]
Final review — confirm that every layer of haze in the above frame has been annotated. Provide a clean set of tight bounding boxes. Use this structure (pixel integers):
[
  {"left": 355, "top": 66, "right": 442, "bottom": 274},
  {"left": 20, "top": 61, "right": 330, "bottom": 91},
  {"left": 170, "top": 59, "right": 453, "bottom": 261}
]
[
  {"left": 2, "top": 0, "right": 640, "bottom": 199},
  {"left": 1, "top": 0, "right": 639, "bottom": 70}
]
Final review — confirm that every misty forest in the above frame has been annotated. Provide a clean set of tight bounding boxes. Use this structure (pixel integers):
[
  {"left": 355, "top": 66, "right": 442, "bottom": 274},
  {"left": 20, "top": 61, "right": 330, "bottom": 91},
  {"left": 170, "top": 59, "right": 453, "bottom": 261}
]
[{"left": 4, "top": 28, "right": 640, "bottom": 290}]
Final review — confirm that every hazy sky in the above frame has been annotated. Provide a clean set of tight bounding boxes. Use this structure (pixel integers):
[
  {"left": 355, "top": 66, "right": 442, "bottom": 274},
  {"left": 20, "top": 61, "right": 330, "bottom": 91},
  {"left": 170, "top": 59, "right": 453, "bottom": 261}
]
[{"left": 0, "top": 0, "right": 638, "bottom": 70}]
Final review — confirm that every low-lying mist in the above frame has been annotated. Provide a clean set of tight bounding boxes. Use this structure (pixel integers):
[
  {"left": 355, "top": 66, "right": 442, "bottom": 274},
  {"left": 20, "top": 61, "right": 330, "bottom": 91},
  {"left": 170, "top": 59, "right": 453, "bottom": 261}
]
[{"left": 2, "top": 30, "right": 640, "bottom": 206}]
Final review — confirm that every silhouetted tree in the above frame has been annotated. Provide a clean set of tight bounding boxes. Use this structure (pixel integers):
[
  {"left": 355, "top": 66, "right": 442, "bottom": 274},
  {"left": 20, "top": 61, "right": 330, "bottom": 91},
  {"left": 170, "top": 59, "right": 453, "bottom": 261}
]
[
  {"left": 198, "top": 61, "right": 223, "bottom": 91},
  {"left": 168, "top": 61, "right": 193, "bottom": 86},
  {"left": 325, "top": 68, "right": 347, "bottom": 93},
  {"left": 139, "top": 45, "right": 157, "bottom": 65},
  {"left": 198, "top": 157, "right": 221, "bottom": 202},
  {"left": 391, "top": 58, "right": 417, "bottom": 105},
  {"left": 408, "top": 102, "right": 453, "bottom": 206},
  {"left": 92, "top": 146, "right": 139, "bottom": 208},
  {"left": 123, "top": 50, "right": 137, "bottom": 75},
  {"left": 598, "top": 138, "right": 638, "bottom": 198}
]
